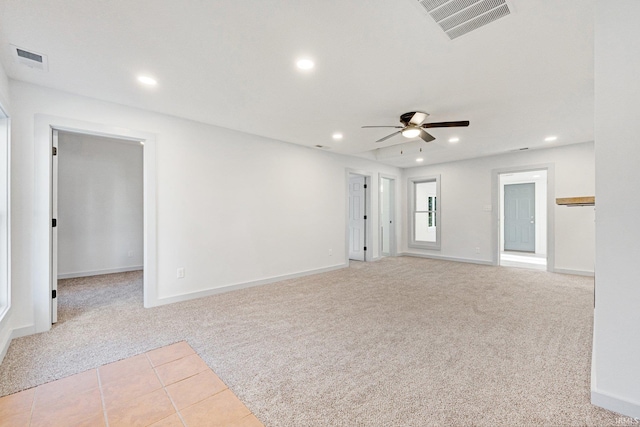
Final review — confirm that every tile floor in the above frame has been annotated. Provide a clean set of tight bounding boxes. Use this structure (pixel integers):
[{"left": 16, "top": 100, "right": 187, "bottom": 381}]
[{"left": 0, "top": 341, "right": 264, "bottom": 427}]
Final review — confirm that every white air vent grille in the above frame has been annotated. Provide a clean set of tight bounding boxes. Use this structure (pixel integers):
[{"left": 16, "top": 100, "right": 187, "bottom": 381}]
[
  {"left": 416, "top": 0, "right": 511, "bottom": 39},
  {"left": 10, "top": 44, "right": 49, "bottom": 71}
]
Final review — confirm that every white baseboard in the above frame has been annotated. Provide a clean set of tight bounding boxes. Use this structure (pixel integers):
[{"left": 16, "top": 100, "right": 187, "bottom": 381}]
[
  {"left": 58, "top": 265, "right": 143, "bottom": 279},
  {"left": 0, "top": 324, "right": 35, "bottom": 364},
  {"left": 150, "top": 263, "right": 349, "bottom": 307},
  {"left": 399, "top": 252, "right": 494, "bottom": 266},
  {"left": 592, "top": 390, "right": 640, "bottom": 420},
  {"left": 553, "top": 268, "right": 595, "bottom": 277}
]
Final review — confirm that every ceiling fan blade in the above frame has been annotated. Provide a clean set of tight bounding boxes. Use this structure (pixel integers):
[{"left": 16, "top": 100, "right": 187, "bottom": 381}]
[
  {"left": 422, "top": 120, "right": 470, "bottom": 128},
  {"left": 376, "top": 131, "right": 402, "bottom": 143},
  {"left": 362, "top": 125, "right": 403, "bottom": 128},
  {"left": 409, "top": 112, "right": 428, "bottom": 125},
  {"left": 419, "top": 129, "right": 436, "bottom": 143}
]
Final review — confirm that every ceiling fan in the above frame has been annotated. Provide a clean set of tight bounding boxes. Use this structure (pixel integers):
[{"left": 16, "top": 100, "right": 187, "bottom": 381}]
[{"left": 362, "top": 111, "right": 469, "bottom": 143}]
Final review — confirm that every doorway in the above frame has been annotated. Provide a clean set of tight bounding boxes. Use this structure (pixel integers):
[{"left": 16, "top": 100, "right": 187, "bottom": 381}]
[
  {"left": 379, "top": 174, "right": 396, "bottom": 257},
  {"left": 499, "top": 170, "right": 548, "bottom": 271},
  {"left": 51, "top": 130, "right": 144, "bottom": 323},
  {"left": 347, "top": 172, "right": 370, "bottom": 262}
]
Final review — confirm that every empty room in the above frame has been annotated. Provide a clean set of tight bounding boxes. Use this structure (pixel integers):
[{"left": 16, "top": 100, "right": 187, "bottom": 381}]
[{"left": 0, "top": 1, "right": 638, "bottom": 426}]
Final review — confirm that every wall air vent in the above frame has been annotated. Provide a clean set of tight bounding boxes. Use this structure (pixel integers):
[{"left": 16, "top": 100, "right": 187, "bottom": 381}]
[
  {"left": 10, "top": 45, "right": 49, "bottom": 71},
  {"left": 416, "top": 0, "right": 512, "bottom": 40}
]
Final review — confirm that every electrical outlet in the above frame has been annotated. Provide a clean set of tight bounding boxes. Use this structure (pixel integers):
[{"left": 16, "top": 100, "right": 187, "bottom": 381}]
[
  {"left": 329, "top": 248, "right": 333, "bottom": 256},
  {"left": 127, "top": 250, "right": 134, "bottom": 257},
  {"left": 177, "top": 267, "right": 185, "bottom": 279},
  {"left": 475, "top": 247, "right": 480, "bottom": 254}
]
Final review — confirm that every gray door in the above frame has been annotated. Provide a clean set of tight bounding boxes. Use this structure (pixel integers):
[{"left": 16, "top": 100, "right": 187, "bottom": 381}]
[{"left": 504, "top": 183, "right": 535, "bottom": 252}]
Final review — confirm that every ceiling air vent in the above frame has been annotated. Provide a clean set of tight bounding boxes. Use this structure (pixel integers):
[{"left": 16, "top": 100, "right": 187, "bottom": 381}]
[
  {"left": 416, "top": 0, "right": 512, "bottom": 40},
  {"left": 11, "top": 45, "right": 49, "bottom": 71}
]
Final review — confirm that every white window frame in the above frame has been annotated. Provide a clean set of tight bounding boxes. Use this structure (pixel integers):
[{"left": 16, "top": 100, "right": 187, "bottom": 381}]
[{"left": 408, "top": 175, "right": 441, "bottom": 250}]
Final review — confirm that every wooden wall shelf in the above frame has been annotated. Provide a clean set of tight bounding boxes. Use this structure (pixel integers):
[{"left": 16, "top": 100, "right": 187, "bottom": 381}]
[{"left": 556, "top": 196, "right": 595, "bottom": 206}]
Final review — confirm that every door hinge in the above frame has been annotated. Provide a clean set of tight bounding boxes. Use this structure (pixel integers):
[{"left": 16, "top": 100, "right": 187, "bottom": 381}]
[
  {"left": 364, "top": 184, "right": 367, "bottom": 189},
  {"left": 364, "top": 246, "right": 367, "bottom": 251},
  {"left": 364, "top": 215, "right": 367, "bottom": 220},
  {"left": 52, "top": 290, "right": 57, "bottom": 299},
  {"left": 52, "top": 146, "right": 57, "bottom": 156},
  {"left": 52, "top": 218, "right": 57, "bottom": 227}
]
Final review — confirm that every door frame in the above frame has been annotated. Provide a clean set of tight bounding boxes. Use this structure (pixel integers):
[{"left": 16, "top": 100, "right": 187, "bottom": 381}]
[
  {"left": 378, "top": 173, "right": 397, "bottom": 257},
  {"left": 35, "top": 115, "right": 157, "bottom": 333},
  {"left": 345, "top": 168, "right": 372, "bottom": 262},
  {"left": 491, "top": 163, "right": 555, "bottom": 272}
]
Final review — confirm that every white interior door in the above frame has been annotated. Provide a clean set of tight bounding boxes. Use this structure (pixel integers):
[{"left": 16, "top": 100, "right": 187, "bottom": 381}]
[
  {"left": 51, "top": 129, "right": 58, "bottom": 323},
  {"left": 380, "top": 176, "right": 395, "bottom": 257},
  {"left": 349, "top": 175, "right": 366, "bottom": 261}
]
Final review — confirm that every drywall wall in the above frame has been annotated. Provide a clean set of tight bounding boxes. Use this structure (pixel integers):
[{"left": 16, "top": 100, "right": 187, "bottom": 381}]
[
  {"left": 592, "top": 1, "right": 640, "bottom": 418},
  {"left": 9, "top": 81, "right": 402, "bottom": 334},
  {"left": 57, "top": 132, "right": 143, "bottom": 278},
  {"left": 401, "top": 142, "right": 595, "bottom": 274},
  {"left": 0, "top": 60, "right": 11, "bottom": 361}
]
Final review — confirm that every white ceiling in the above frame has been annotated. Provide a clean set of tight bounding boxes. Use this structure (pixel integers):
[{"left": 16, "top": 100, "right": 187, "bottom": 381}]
[{"left": 0, "top": 0, "right": 594, "bottom": 168}]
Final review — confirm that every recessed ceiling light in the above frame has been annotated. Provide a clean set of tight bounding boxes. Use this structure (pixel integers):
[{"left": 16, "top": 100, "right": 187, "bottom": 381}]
[
  {"left": 137, "top": 75, "right": 157, "bottom": 86},
  {"left": 449, "top": 137, "right": 460, "bottom": 143},
  {"left": 332, "top": 133, "right": 343, "bottom": 140},
  {"left": 296, "top": 58, "right": 315, "bottom": 70},
  {"left": 545, "top": 136, "right": 557, "bottom": 142},
  {"left": 416, "top": 158, "right": 424, "bottom": 162}
]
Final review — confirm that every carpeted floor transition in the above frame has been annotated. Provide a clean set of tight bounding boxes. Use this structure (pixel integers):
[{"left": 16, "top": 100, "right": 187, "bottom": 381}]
[{"left": 0, "top": 257, "right": 637, "bottom": 426}]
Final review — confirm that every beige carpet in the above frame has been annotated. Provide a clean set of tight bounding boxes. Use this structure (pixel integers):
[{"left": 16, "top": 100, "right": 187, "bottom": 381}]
[{"left": 0, "top": 257, "right": 634, "bottom": 426}]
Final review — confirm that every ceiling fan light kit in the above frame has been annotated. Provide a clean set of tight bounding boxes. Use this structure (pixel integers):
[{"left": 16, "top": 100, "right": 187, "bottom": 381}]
[
  {"left": 401, "top": 126, "right": 422, "bottom": 138},
  {"left": 362, "top": 111, "right": 470, "bottom": 144}
]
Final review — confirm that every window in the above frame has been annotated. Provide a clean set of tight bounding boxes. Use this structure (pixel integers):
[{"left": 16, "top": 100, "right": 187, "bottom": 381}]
[{"left": 409, "top": 175, "right": 440, "bottom": 250}]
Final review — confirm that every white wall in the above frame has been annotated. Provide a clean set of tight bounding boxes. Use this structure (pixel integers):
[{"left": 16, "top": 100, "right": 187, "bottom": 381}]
[
  {"left": 401, "top": 142, "right": 595, "bottom": 274},
  {"left": 0, "top": 60, "right": 11, "bottom": 361},
  {"left": 8, "top": 81, "right": 402, "bottom": 336},
  {"left": 57, "top": 132, "right": 143, "bottom": 278},
  {"left": 592, "top": 1, "right": 640, "bottom": 418}
]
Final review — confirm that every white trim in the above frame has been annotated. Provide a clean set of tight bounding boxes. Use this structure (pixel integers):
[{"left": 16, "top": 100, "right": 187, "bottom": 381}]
[
  {"left": 0, "top": 103, "right": 10, "bottom": 325},
  {"left": 592, "top": 390, "right": 640, "bottom": 420},
  {"left": 0, "top": 323, "right": 36, "bottom": 363},
  {"left": 34, "top": 115, "right": 158, "bottom": 333},
  {"left": 399, "top": 252, "right": 493, "bottom": 266},
  {"left": 58, "top": 266, "right": 144, "bottom": 280},
  {"left": 553, "top": 268, "right": 594, "bottom": 277},
  {"left": 154, "top": 263, "right": 348, "bottom": 306}
]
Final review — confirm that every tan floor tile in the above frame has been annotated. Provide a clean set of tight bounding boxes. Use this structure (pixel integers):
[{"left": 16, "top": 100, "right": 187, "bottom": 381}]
[
  {"left": 102, "top": 368, "right": 163, "bottom": 409},
  {"left": 149, "top": 413, "right": 185, "bottom": 427},
  {"left": 0, "top": 409, "right": 31, "bottom": 427},
  {"left": 34, "top": 369, "right": 99, "bottom": 406},
  {"left": 226, "top": 414, "right": 265, "bottom": 427},
  {"left": 165, "top": 369, "right": 227, "bottom": 410},
  {"left": 106, "top": 388, "right": 175, "bottom": 427},
  {"left": 99, "top": 353, "right": 152, "bottom": 385},
  {"left": 180, "top": 389, "right": 250, "bottom": 427},
  {"left": 147, "top": 341, "right": 195, "bottom": 367},
  {"left": 0, "top": 387, "right": 35, "bottom": 419},
  {"left": 30, "top": 387, "right": 103, "bottom": 427},
  {"left": 72, "top": 412, "right": 107, "bottom": 427},
  {"left": 154, "top": 353, "right": 210, "bottom": 386}
]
